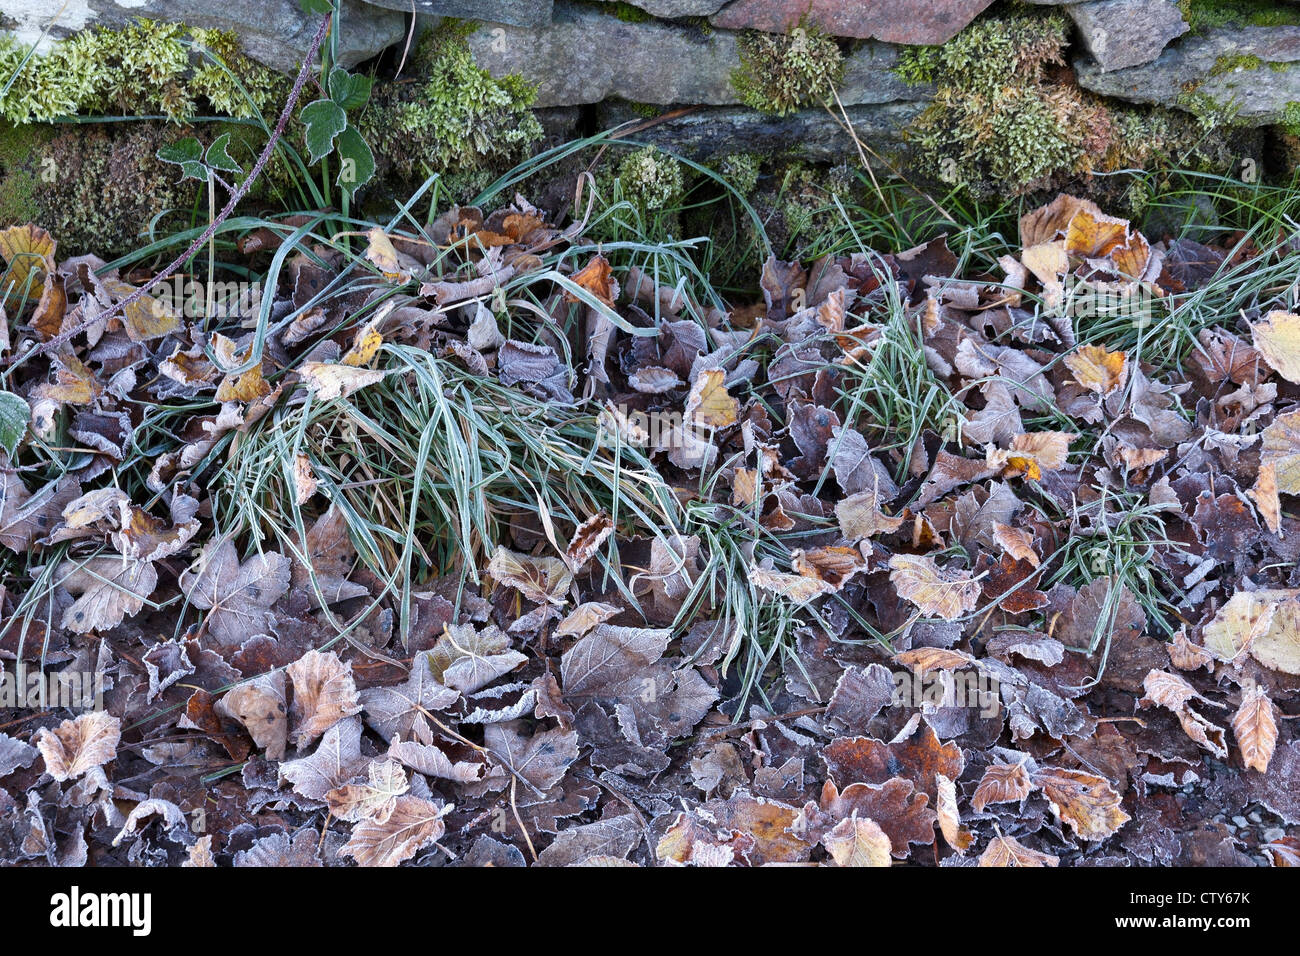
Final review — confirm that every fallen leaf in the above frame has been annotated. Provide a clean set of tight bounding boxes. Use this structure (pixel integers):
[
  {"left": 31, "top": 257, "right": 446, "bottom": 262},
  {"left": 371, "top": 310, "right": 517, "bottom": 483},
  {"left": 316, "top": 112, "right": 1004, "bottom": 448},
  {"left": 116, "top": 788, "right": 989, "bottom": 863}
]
[
  {"left": 979, "top": 831, "right": 1058, "bottom": 867},
  {"left": 888, "top": 554, "right": 980, "bottom": 620},
  {"left": 287, "top": 649, "right": 363, "bottom": 749},
  {"left": 298, "top": 362, "right": 388, "bottom": 401},
  {"left": 1030, "top": 766, "right": 1130, "bottom": 841},
  {"left": 685, "top": 368, "right": 739, "bottom": 429},
  {"left": 823, "top": 814, "right": 891, "bottom": 867},
  {"left": 1064, "top": 344, "right": 1127, "bottom": 395},
  {"left": 1232, "top": 681, "right": 1278, "bottom": 774},
  {"left": 971, "top": 761, "right": 1033, "bottom": 812},
  {"left": 34, "top": 711, "right": 120, "bottom": 782},
  {"left": 338, "top": 795, "right": 448, "bottom": 866},
  {"left": 57, "top": 556, "right": 157, "bottom": 634},
  {"left": 1251, "top": 310, "right": 1300, "bottom": 384},
  {"left": 935, "top": 772, "right": 972, "bottom": 854}
]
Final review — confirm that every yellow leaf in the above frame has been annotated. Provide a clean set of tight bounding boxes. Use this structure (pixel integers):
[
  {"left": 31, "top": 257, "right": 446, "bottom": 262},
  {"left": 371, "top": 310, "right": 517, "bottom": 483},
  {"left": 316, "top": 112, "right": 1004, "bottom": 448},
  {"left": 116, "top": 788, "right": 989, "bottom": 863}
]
[
  {"left": 342, "top": 318, "right": 383, "bottom": 367},
  {"left": 1260, "top": 409, "right": 1300, "bottom": 496},
  {"left": 1063, "top": 205, "right": 1130, "bottom": 259},
  {"left": 888, "top": 553, "right": 980, "bottom": 620},
  {"left": 822, "top": 814, "right": 891, "bottom": 867},
  {"left": 1202, "top": 591, "right": 1276, "bottom": 662},
  {"left": 1064, "top": 344, "right": 1127, "bottom": 395},
  {"left": 750, "top": 563, "right": 834, "bottom": 604},
  {"left": 0, "top": 223, "right": 55, "bottom": 304},
  {"left": 685, "top": 368, "right": 739, "bottom": 429},
  {"left": 1250, "top": 310, "right": 1300, "bottom": 384},
  {"left": 364, "top": 228, "right": 407, "bottom": 280},
  {"left": 936, "top": 772, "right": 972, "bottom": 854},
  {"left": 298, "top": 362, "right": 387, "bottom": 401}
]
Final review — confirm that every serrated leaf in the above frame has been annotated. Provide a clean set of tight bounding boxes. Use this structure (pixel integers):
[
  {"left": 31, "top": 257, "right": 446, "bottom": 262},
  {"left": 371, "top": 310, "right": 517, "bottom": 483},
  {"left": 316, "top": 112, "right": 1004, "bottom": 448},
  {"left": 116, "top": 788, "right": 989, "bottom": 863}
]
[
  {"left": 156, "top": 137, "right": 207, "bottom": 181},
  {"left": 0, "top": 390, "right": 29, "bottom": 457},
  {"left": 204, "top": 132, "right": 244, "bottom": 174},
  {"left": 301, "top": 99, "right": 347, "bottom": 165},
  {"left": 334, "top": 125, "right": 376, "bottom": 200},
  {"left": 328, "top": 67, "right": 373, "bottom": 111}
]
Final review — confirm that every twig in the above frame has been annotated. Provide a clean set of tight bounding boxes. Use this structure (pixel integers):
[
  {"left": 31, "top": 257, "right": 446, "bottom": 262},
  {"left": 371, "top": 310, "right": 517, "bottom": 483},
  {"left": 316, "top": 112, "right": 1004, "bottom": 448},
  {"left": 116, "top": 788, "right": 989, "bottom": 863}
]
[{"left": 15, "top": 14, "right": 334, "bottom": 363}]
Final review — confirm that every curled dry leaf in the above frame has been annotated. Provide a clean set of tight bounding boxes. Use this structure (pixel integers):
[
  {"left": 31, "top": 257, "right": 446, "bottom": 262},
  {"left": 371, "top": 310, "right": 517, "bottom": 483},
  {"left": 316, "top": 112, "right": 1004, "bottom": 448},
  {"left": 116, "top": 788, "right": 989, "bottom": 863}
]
[
  {"left": 216, "top": 671, "right": 288, "bottom": 760},
  {"left": 1231, "top": 681, "right": 1278, "bottom": 774},
  {"left": 888, "top": 553, "right": 980, "bottom": 620},
  {"left": 971, "top": 761, "right": 1033, "bottom": 812},
  {"left": 1140, "top": 669, "right": 1229, "bottom": 759},
  {"left": 338, "top": 795, "right": 449, "bottom": 867},
  {"left": 893, "top": 647, "right": 976, "bottom": 674},
  {"left": 298, "top": 362, "right": 388, "bottom": 401},
  {"left": 790, "top": 546, "right": 866, "bottom": 591},
  {"left": 287, "top": 649, "right": 363, "bottom": 750},
  {"left": 823, "top": 814, "right": 891, "bottom": 867},
  {"left": 1030, "top": 767, "right": 1130, "bottom": 842},
  {"left": 565, "top": 511, "right": 613, "bottom": 572},
  {"left": 750, "top": 562, "right": 834, "bottom": 604},
  {"left": 554, "top": 602, "right": 620, "bottom": 639},
  {"left": 935, "top": 773, "right": 972, "bottom": 854},
  {"left": 34, "top": 711, "right": 120, "bottom": 782},
  {"left": 991, "top": 522, "right": 1039, "bottom": 568},
  {"left": 487, "top": 546, "right": 572, "bottom": 605},
  {"left": 987, "top": 431, "right": 1074, "bottom": 481}
]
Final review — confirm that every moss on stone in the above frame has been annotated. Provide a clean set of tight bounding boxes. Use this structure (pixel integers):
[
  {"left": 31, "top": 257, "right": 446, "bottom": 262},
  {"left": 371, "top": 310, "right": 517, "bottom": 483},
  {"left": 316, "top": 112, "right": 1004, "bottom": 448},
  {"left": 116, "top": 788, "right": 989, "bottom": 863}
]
[
  {"left": 361, "top": 23, "right": 543, "bottom": 192},
  {"left": 730, "top": 27, "right": 843, "bottom": 116},
  {"left": 1177, "top": 0, "right": 1300, "bottom": 33},
  {"left": 0, "top": 119, "right": 198, "bottom": 257},
  {"left": 0, "top": 20, "right": 280, "bottom": 124},
  {"left": 1281, "top": 101, "right": 1300, "bottom": 136},
  {"left": 898, "top": 8, "right": 1245, "bottom": 198}
]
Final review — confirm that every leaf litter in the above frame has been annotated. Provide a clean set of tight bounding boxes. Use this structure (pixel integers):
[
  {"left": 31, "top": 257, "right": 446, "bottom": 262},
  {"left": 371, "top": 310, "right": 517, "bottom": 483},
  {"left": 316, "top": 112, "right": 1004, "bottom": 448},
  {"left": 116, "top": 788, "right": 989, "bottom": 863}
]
[{"left": 0, "top": 191, "right": 1297, "bottom": 867}]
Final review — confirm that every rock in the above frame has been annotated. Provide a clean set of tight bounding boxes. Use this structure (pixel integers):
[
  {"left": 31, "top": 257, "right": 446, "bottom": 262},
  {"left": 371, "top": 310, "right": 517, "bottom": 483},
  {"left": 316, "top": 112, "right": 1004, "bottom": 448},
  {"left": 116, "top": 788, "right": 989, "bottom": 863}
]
[
  {"left": 1232, "top": 815, "right": 1250, "bottom": 828},
  {"left": 1076, "top": 26, "right": 1300, "bottom": 124},
  {"left": 1068, "top": 0, "right": 1188, "bottom": 71},
  {"left": 361, "top": 0, "right": 551, "bottom": 26},
  {"left": 1, "top": 0, "right": 407, "bottom": 72},
  {"left": 605, "top": 0, "right": 729, "bottom": 15},
  {"left": 709, "top": 0, "right": 997, "bottom": 44},
  {"left": 467, "top": 3, "right": 924, "bottom": 108},
  {"left": 594, "top": 100, "right": 926, "bottom": 162}
]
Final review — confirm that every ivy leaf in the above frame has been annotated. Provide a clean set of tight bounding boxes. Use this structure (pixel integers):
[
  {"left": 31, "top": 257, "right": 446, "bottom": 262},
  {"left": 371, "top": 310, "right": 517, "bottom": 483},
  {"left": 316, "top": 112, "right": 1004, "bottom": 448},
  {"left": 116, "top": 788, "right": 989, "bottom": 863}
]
[
  {"left": 334, "top": 125, "right": 375, "bottom": 200},
  {"left": 301, "top": 99, "right": 348, "bottom": 165},
  {"left": 0, "top": 390, "right": 29, "bottom": 457},
  {"left": 204, "top": 132, "right": 244, "bottom": 175},
  {"left": 329, "top": 67, "right": 374, "bottom": 111},
  {"left": 156, "top": 137, "right": 207, "bottom": 181}
]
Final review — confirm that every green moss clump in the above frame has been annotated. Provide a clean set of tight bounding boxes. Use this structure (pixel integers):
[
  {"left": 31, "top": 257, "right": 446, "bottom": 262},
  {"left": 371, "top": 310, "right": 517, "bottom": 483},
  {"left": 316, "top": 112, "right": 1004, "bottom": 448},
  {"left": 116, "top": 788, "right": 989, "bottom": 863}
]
[
  {"left": 1281, "top": 101, "right": 1300, "bottom": 137},
  {"left": 615, "top": 146, "right": 685, "bottom": 215},
  {"left": 900, "top": 9, "right": 1245, "bottom": 198},
  {"left": 731, "top": 27, "right": 843, "bottom": 116},
  {"left": 715, "top": 152, "right": 762, "bottom": 195},
  {"left": 1209, "top": 52, "right": 1265, "bottom": 76},
  {"left": 1177, "top": 0, "right": 1300, "bottom": 33},
  {"left": 362, "top": 24, "right": 543, "bottom": 188},
  {"left": 0, "top": 120, "right": 198, "bottom": 257},
  {"left": 0, "top": 21, "right": 280, "bottom": 124}
]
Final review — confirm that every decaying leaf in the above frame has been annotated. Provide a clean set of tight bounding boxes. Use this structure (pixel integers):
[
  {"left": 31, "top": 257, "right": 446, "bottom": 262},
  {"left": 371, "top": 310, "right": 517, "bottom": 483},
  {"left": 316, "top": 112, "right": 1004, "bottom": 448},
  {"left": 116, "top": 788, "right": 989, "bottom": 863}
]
[
  {"left": 888, "top": 554, "right": 980, "bottom": 620},
  {"left": 979, "top": 831, "right": 1059, "bottom": 867},
  {"left": 685, "top": 368, "right": 739, "bottom": 429},
  {"left": 487, "top": 546, "right": 572, "bottom": 605},
  {"left": 287, "top": 649, "right": 363, "bottom": 750},
  {"left": 57, "top": 556, "right": 158, "bottom": 634},
  {"left": 179, "top": 538, "right": 291, "bottom": 645},
  {"left": 822, "top": 814, "right": 891, "bottom": 867},
  {"left": 1231, "top": 681, "right": 1278, "bottom": 774},
  {"left": 34, "top": 711, "right": 120, "bottom": 782},
  {"left": 1030, "top": 766, "right": 1130, "bottom": 842},
  {"left": 1065, "top": 344, "right": 1127, "bottom": 395},
  {"left": 971, "top": 761, "right": 1033, "bottom": 812},
  {"left": 338, "top": 795, "right": 449, "bottom": 866},
  {"left": 216, "top": 671, "right": 288, "bottom": 760}
]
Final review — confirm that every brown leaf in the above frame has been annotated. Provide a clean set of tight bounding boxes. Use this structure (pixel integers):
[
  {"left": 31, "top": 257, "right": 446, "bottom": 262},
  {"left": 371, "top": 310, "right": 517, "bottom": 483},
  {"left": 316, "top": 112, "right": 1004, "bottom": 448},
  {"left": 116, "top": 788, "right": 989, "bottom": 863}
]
[
  {"left": 325, "top": 758, "right": 409, "bottom": 823},
  {"left": 565, "top": 511, "right": 613, "bottom": 572},
  {"left": 34, "top": 711, "right": 120, "bottom": 782},
  {"left": 287, "top": 649, "right": 362, "bottom": 749},
  {"left": 179, "top": 538, "right": 291, "bottom": 645},
  {"left": 568, "top": 254, "right": 617, "bottom": 307},
  {"left": 971, "top": 761, "right": 1032, "bottom": 812},
  {"left": 835, "top": 490, "right": 904, "bottom": 541},
  {"left": 216, "top": 671, "right": 288, "bottom": 760},
  {"left": 338, "top": 795, "right": 448, "bottom": 867},
  {"left": 1231, "top": 681, "right": 1278, "bottom": 774},
  {"left": 56, "top": 556, "right": 157, "bottom": 634},
  {"left": 822, "top": 724, "right": 963, "bottom": 804},
  {"left": 1030, "top": 766, "right": 1130, "bottom": 841},
  {"left": 487, "top": 546, "right": 573, "bottom": 605}
]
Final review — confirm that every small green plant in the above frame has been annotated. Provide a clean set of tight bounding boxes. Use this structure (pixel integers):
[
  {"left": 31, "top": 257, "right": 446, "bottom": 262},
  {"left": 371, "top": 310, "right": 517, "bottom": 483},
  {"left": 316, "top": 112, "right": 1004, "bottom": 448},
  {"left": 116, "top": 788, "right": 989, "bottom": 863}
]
[{"left": 731, "top": 26, "right": 843, "bottom": 116}]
